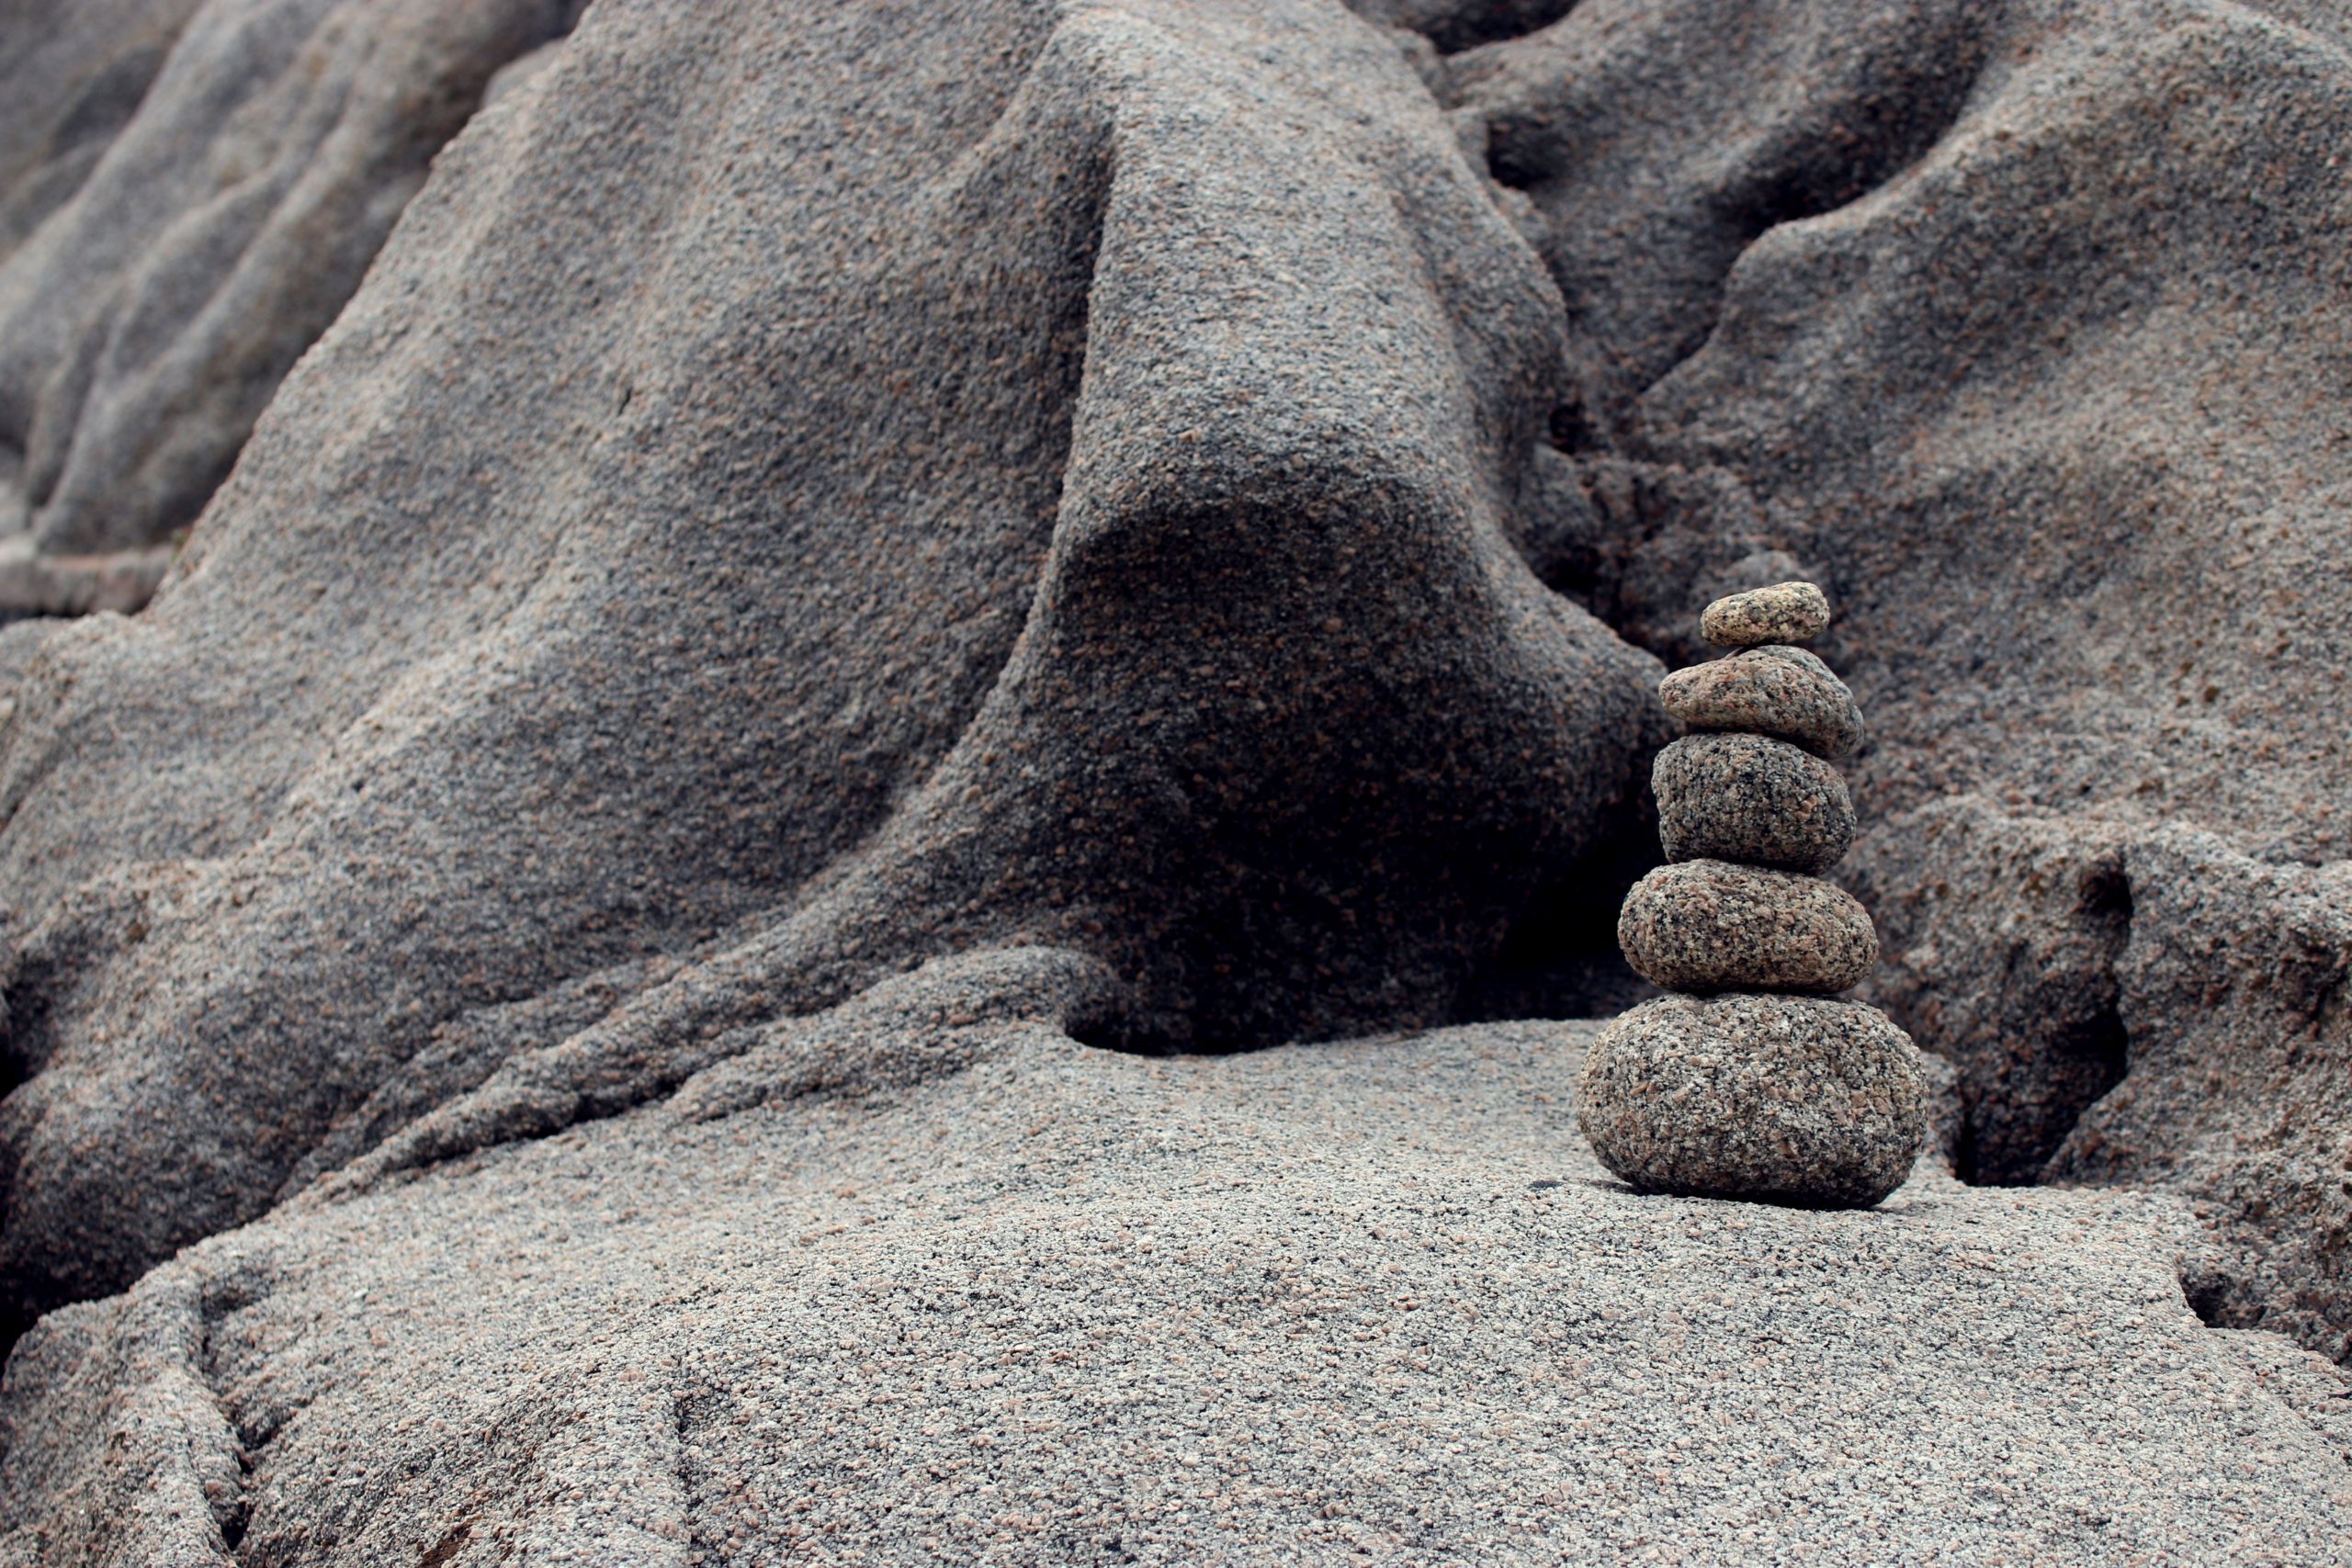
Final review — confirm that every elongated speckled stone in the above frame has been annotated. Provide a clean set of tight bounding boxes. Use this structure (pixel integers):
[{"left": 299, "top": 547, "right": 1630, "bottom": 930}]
[
  {"left": 1700, "top": 581, "right": 1830, "bottom": 648},
  {"left": 1617, "top": 859, "right": 1877, "bottom": 994},
  {"left": 1655, "top": 732, "right": 1854, "bottom": 874},
  {"left": 1659, "top": 645, "right": 1862, "bottom": 759}
]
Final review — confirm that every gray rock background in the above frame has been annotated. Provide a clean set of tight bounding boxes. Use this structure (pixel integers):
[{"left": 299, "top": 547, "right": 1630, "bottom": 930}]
[
  {"left": 0, "top": 0, "right": 2349, "bottom": 1552},
  {"left": 0, "top": 0, "right": 588, "bottom": 579},
  {"left": 1460, "top": 0, "right": 2352, "bottom": 1361}
]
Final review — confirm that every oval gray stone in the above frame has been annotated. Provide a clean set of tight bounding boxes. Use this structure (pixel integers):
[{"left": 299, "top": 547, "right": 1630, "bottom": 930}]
[
  {"left": 1577, "top": 992, "right": 1927, "bottom": 1209},
  {"left": 1659, "top": 646, "right": 1863, "bottom": 759},
  {"left": 1655, "top": 733, "right": 1855, "bottom": 874},
  {"left": 1618, "top": 860, "right": 1878, "bottom": 994},
  {"left": 1700, "top": 581, "right": 1830, "bottom": 648}
]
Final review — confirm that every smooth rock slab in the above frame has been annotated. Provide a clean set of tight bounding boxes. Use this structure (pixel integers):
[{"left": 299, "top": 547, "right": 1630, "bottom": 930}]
[
  {"left": 1578, "top": 993, "right": 1927, "bottom": 1208},
  {"left": 1700, "top": 581, "right": 1830, "bottom": 648},
  {"left": 1655, "top": 731, "right": 1855, "bottom": 874},
  {"left": 1659, "top": 645, "right": 1863, "bottom": 759},
  {"left": 1619, "top": 859, "right": 1878, "bottom": 994}
]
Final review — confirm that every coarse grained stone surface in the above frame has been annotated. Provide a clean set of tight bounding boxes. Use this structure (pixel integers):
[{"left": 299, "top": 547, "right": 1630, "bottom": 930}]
[
  {"left": 0, "top": 16, "right": 2346, "bottom": 1559},
  {"left": 1463, "top": 0, "right": 2352, "bottom": 862},
  {"left": 1578, "top": 993, "right": 1926, "bottom": 1207},
  {"left": 1853, "top": 802, "right": 2352, "bottom": 1362},
  {"left": 0, "top": 0, "right": 203, "bottom": 258},
  {"left": 2058, "top": 829, "right": 2352, "bottom": 1365},
  {"left": 1659, "top": 644, "right": 1863, "bottom": 759},
  {"left": 1618, "top": 859, "right": 1878, "bottom": 995},
  {"left": 1655, "top": 730, "right": 1854, "bottom": 874},
  {"left": 1850, "top": 796, "right": 2135, "bottom": 1185},
  {"left": 2, "top": 1008, "right": 2346, "bottom": 1566},
  {"left": 1700, "top": 579, "right": 1829, "bottom": 648},
  {"left": 0, "top": 0, "right": 589, "bottom": 556},
  {"left": 0, "top": 0, "right": 1664, "bottom": 1332},
  {"left": 1452, "top": 0, "right": 2352, "bottom": 1352}
]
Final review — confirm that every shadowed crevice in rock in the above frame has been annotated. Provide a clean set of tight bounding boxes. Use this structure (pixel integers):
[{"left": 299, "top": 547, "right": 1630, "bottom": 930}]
[
  {"left": 1449, "top": 0, "right": 1999, "bottom": 669},
  {"left": 1853, "top": 799, "right": 2137, "bottom": 1188},
  {"left": 1454, "top": 812, "right": 1663, "bottom": 1026},
  {"left": 1507, "top": 447, "right": 1817, "bottom": 670},
  {"left": 1345, "top": 0, "right": 1587, "bottom": 56},
  {"left": 1860, "top": 800, "right": 2352, "bottom": 1362},
  {"left": 2056, "top": 830, "right": 2352, "bottom": 1361},
  {"left": 0, "top": 1251, "right": 262, "bottom": 1551},
  {"left": 1423, "top": 0, "right": 2352, "bottom": 1362}
]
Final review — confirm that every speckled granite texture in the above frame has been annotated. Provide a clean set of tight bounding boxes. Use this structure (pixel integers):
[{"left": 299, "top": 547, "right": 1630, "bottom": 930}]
[
  {"left": 1655, "top": 731, "right": 1854, "bottom": 873},
  {"left": 1580, "top": 995, "right": 1927, "bottom": 1208},
  {"left": 1619, "top": 859, "right": 1879, "bottom": 995},
  {"left": 3, "top": 0, "right": 2352, "bottom": 1550},
  {"left": 1659, "top": 645, "right": 1864, "bottom": 759},
  {"left": 1700, "top": 580, "right": 1829, "bottom": 649},
  {"left": 0, "top": 0, "right": 1666, "bottom": 1337},
  {"left": 0, "top": 0, "right": 591, "bottom": 559},
  {"left": 4, "top": 1015, "right": 2346, "bottom": 1566}
]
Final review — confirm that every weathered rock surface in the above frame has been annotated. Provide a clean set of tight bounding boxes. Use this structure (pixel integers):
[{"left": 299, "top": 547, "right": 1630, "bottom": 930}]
[
  {"left": 1618, "top": 859, "right": 1878, "bottom": 994},
  {"left": 1659, "top": 645, "right": 1863, "bottom": 759},
  {"left": 0, "top": 0, "right": 1665, "bottom": 1333},
  {"left": 1851, "top": 797, "right": 2134, "bottom": 1184},
  {"left": 2064, "top": 830, "right": 2352, "bottom": 1365},
  {"left": 4, "top": 1014, "right": 2346, "bottom": 1565},
  {"left": 1580, "top": 994, "right": 1926, "bottom": 1207},
  {"left": 0, "top": 0, "right": 588, "bottom": 556},
  {"left": 0, "top": 0, "right": 2348, "bottom": 1551},
  {"left": 1856, "top": 800, "right": 2352, "bottom": 1361},
  {"left": 1655, "top": 730, "right": 1853, "bottom": 874},
  {"left": 0, "top": 0, "right": 203, "bottom": 257},
  {"left": 1447, "top": 0, "right": 2352, "bottom": 1355},
  {"left": 1700, "top": 579, "right": 1829, "bottom": 648}
]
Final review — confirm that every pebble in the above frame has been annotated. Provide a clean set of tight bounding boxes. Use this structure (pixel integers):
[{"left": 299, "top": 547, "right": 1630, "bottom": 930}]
[
  {"left": 1655, "top": 732, "right": 1854, "bottom": 874},
  {"left": 1700, "top": 581, "right": 1830, "bottom": 648},
  {"left": 1659, "top": 646, "right": 1863, "bottom": 759},
  {"left": 1617, "top": 859, "right": 1878, "bottom": 994},
  {"left": 1577, "top": 992, "right": 1927, "bottom": 1208}
]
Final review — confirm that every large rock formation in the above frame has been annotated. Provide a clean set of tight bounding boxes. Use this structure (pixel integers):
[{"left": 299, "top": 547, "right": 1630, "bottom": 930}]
[
  {"left": 0, "top": 0, "right": 589, "bottom": 592},
  {"left": 1456, "top": 0, "right": 2352, "bottom": 1355},
  {"left": 0, "top": 0, "right": 1663, "bottom": 1337},
  {"left": 3, "top": 0, "right": 2351, "bottom": 1551}
]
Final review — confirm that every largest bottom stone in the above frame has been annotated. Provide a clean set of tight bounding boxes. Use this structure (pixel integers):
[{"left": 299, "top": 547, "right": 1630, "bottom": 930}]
[{"left": 1577, "top": 993, "right": 1927, "bottom": 1209}]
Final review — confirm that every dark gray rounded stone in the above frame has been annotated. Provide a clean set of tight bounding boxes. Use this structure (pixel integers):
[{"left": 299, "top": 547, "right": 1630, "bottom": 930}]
[
  {"left": 1618, "top": 860, "right": 1878, "bottom": 994},
  {"left": 1577, "top": 992, "right": 1928, "bottom": 1209},
  {"left": 1700, "top": 581, "right": 1830, "bottom": 649},
  {"left": 1655, "top": 733, "right": 1855, "bottom": 874},
  {"left": 1659, "top": 646, "right": 1863, "bottom": 759}
]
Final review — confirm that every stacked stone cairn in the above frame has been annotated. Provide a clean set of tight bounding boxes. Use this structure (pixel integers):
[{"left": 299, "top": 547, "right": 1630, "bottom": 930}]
[{"left": 1577, "top": 581, "right": 1928, "bottom": 1209}]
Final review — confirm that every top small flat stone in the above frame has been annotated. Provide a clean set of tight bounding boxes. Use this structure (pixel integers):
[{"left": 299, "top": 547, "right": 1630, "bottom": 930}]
[{"left": 1701, "top": 581, "right": 1830, "bottom": 648}]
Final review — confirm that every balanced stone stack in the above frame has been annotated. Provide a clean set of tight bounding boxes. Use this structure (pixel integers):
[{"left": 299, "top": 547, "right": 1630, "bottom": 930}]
[{"left": 1577, "top": 582, "right": 1928, "bottom": 1209}]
